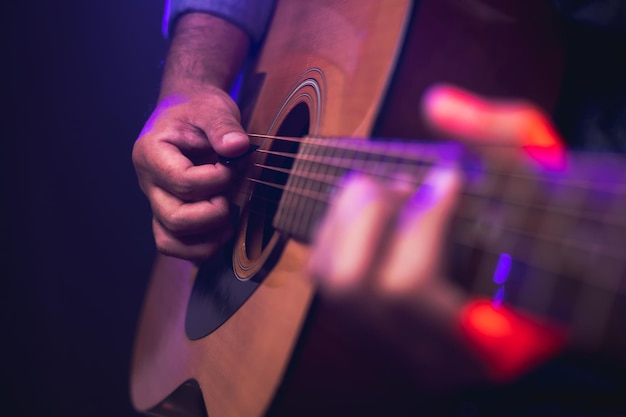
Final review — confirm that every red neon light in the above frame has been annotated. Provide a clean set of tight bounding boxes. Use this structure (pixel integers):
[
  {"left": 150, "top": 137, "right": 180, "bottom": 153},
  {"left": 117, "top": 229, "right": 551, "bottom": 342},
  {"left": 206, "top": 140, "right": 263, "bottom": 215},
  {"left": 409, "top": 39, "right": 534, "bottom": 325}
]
[{"left": 459, "top": 299, "right": 567, "bottom": 382}]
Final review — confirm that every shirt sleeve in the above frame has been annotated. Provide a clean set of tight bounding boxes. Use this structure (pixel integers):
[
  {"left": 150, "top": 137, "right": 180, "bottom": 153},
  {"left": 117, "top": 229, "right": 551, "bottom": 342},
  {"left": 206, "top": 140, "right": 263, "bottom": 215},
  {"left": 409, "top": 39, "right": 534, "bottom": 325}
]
[{"left": 162, "top": 0, "right": 276, "bottom": 43}]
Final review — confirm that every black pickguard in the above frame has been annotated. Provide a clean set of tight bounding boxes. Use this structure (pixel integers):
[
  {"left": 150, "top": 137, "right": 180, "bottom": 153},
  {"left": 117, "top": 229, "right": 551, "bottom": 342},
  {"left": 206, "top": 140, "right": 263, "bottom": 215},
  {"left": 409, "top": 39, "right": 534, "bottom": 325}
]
[
  {"left": 185, "top": 241, "right": 259, "bottom": 340},
  {"left": 185, "top": 237, "right": 287, "bottom": 340}
]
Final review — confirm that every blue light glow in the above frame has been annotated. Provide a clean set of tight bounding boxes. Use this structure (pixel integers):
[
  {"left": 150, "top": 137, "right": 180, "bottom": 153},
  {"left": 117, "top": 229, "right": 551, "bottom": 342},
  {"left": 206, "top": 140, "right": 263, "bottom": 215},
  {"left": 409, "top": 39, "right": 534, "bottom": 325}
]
[
  {"left": 493, "top": 253, "right": 512, "bottom": 285},
  {"left": 492, "top": 253, "right": 512, "bottom": 307},
  {"left": 492, "top": 286, "right": 505, "bottom": 307}
]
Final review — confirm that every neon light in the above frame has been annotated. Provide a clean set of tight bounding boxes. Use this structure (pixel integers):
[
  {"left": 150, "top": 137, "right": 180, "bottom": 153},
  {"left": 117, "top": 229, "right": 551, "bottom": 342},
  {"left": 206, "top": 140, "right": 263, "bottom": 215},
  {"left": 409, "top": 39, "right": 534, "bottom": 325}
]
[
  {"left": 492, "top": 253, "right": 511, "bottom": 285},
  {"left": 491, "top": 252, "right": 511, "bottom": 306},
  {"left": 459, "top": 299, "right": 567, "bottom": 381},
  {"left": 466, "top": 302, "right": 513, "bottom": 338},
  {"left": 161, "top": 0, "right": 172, "bottom": 37}
]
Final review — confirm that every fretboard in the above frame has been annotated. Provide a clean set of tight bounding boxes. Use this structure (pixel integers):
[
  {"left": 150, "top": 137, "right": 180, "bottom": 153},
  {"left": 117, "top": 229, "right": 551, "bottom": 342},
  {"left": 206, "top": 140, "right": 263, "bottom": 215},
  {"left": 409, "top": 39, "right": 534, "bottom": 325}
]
[{"left": 260, "top": 136, "right": 626, "bottom": 355}]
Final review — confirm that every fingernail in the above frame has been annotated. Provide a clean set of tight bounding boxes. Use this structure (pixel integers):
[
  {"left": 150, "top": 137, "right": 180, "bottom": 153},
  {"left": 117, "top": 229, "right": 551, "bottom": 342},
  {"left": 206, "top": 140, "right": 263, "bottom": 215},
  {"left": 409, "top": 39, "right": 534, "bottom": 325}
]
[{"left": 222, "top": 132, "right": 249, "bottom": 147}]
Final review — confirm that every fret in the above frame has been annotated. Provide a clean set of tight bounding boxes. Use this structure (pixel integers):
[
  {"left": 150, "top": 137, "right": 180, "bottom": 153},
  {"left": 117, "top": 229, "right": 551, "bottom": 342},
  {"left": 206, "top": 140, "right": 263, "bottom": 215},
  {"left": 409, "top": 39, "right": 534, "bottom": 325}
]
[
  {"left": 335, "top": 138, "right": 354, "bottom": 178},
  {"left": 296, "top": 141, "right": 319, "bottom": 240},
  {"left": 310, "top": 140, "right": 330, "bottom": 236},
  {"left": 364, "top": 140, "right": 381, "bottom": 174},
  {"left": 291, "top": 141, "right": 321, "bottom": 241},
  {"left": 309, "top": 140, "right": 336, "bottom": 236},
  {"left": 350, "top": 139, "right": 369, "bottom": 173},
  {"left": 274, "top": 140, "right": 305, "bottom": 238},
  {"left": 370, "top": 143, "right": 388, "bottom": 178}
]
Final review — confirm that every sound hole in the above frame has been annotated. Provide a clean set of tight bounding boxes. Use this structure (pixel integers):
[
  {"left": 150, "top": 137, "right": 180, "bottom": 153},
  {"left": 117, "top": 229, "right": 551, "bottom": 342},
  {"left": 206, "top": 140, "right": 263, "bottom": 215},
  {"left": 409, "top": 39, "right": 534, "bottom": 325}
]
[
  {"left": 245, "top": 102, "right": 310, "bottom": 260},
  {"left": 185, "top": 102, "right": 311, "bottom": 340}
]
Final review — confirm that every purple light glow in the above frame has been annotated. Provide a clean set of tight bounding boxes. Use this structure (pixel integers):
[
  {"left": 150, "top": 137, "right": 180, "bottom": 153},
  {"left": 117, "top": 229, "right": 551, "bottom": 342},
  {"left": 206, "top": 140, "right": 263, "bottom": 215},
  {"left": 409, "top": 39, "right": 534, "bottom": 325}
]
[
  {"left": 491, "top": 253, "right": 511, "bottom": 307},
  {"left": 230, "top": 71, "right": 244, "bottom": 102},
  {"left": 492, "top": 286, "right": 505, "bottom": 307},
  {"left": 139, "top": 94, "right": 187, "bottom": 138},
  {"left": 493, "top": 253, "right": 512, "bottom": 285},
  {"left": 162, "top": 0, "right": 172, "bottom": 37}
]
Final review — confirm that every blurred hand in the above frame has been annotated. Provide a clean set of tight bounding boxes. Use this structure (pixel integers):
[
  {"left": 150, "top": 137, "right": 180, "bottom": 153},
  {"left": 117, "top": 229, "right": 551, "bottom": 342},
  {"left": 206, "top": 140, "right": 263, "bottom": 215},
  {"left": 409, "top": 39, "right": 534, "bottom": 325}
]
[
  {"left": 132, "top": 86, "right": 249, "bottom": 261},
  {"left": 306, "top": 84, "right": 564, "bottom": 384}
]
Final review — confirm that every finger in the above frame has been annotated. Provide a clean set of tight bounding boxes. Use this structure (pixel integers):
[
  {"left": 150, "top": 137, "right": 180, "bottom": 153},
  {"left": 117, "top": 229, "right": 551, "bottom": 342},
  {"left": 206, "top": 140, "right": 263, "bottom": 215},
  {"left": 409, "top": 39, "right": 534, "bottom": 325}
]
[
  {"left": 308, "top": 173, "right": 412, "bottom": 292},
  {"left": 152, "top": 217, "right": 233, "bottom": 261},
  {"left": 378, "top": 165, "right": 461, "bottom": 295},
  {"left": 149, "top": 188, "right": 231, "bottom": 237},
  {"left": 144, "top": 140, "right": 234, "bottom": 201},
  {"left": 422, "top": 84, "right": 566, "bottom": 170},
  {"left": 422, "top": 84, "right": 562, "bottom": 147}
]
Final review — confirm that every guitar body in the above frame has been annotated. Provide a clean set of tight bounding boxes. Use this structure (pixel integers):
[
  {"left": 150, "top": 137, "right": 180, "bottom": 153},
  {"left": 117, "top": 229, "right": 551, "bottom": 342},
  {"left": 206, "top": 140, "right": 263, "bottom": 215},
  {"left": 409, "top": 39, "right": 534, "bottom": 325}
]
[{"left": 130, "top": 1, "right": 565, "bottom": 416}]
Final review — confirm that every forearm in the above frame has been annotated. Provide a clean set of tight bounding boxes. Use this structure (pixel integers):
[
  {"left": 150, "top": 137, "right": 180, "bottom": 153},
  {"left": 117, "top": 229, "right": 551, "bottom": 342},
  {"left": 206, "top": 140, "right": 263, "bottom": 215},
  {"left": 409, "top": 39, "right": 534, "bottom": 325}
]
[{"left": 159, "top": 12, "right": 250, "bottom": 99}]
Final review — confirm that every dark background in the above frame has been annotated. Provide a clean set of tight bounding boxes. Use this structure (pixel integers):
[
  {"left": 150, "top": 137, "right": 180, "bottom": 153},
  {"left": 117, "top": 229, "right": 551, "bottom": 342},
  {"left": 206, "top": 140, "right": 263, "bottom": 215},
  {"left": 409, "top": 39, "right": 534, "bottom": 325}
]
[
  {"left": 2, "top": 1, "right": 625, "bottom": 417},
  {"left": 3, "top": 1, "right": 165, "bottom": 416}
]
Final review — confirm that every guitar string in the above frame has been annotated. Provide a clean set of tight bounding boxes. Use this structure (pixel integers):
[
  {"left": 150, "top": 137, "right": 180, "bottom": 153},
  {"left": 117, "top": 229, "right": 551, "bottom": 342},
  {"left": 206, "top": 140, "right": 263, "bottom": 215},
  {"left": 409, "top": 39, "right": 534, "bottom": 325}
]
[
  {"left": 231, "top": 142, "right": 626, "bottom": 230},
  {"left": 245, "top": 133, "right": 626, "bottom": 217},
  {"left": 245, "top": 133, "right": 626, "bottom": 193},
  {"left": 239, "top": 150, "right": 624, "bottom": 270},
  {"left": 235, "top": 162, "right": 626, "bottom": 229},
  {"left": 235, "top": 167, "right": 626, "bottom": 283},
  {"left": 238, "top": 176, "right": 626, "bottom": 259},
  {"left": 231, "top": 135, "right": 626, "bottom": 292}
]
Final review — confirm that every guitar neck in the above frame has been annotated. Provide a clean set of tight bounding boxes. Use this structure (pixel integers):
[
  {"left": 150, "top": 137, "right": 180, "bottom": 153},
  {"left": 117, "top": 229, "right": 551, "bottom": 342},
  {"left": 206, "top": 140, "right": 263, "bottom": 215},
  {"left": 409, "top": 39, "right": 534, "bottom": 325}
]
[{"left": 258, "top": 136, "right": 626, "bottom": 355}]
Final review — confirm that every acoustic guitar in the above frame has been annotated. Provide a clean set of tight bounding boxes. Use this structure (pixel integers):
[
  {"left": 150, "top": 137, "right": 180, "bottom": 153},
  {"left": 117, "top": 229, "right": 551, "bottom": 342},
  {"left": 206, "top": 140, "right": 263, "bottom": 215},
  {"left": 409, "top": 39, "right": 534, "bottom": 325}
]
[{"left": 130, "top": 1, "right": 626, "bottom": 416}]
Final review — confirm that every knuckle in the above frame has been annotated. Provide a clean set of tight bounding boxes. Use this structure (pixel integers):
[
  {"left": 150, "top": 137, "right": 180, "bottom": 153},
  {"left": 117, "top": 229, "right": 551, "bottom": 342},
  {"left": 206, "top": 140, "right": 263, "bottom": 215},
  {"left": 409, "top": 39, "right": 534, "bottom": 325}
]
[
  {"left": 193, "top": 88, "right": 240, "bottom": 122},
  {"left": 163, "top": 209, "right": 191, "bottom": 235},
  {"left": 209, "top": 88, "right": 241, "bottom": 117},
  {"left": 131, "top": 139, "right": 148, "bottom": 169},
  {"left": 210, "top": 196, "right": 230, "bottom": 219},
  {"left": 212, "top": 172, "right": 232, "bottom": 193},
  {"left": 152, "top": 220, "right": 176, "bottom": 256},
  {"left": 154, "top": 236, "right": 173, "bottom": 256},
  {"left": 171, "top": 177, "right": 196, "bottom": 201}
]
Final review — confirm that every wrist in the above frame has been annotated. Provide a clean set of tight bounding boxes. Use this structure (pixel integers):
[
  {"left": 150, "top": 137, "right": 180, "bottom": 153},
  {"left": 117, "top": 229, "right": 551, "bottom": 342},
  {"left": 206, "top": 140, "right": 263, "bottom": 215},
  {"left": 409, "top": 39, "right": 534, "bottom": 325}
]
[{"left": 159, "top": 13, "right": 249, "bottom": 99}]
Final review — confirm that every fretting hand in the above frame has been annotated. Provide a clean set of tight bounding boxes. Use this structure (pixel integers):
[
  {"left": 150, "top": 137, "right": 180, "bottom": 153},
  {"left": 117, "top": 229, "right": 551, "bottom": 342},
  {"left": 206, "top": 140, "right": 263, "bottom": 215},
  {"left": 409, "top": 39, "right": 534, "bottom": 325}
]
[{"left": 306, "top": 84, "right": 564, "bottom": 384}]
